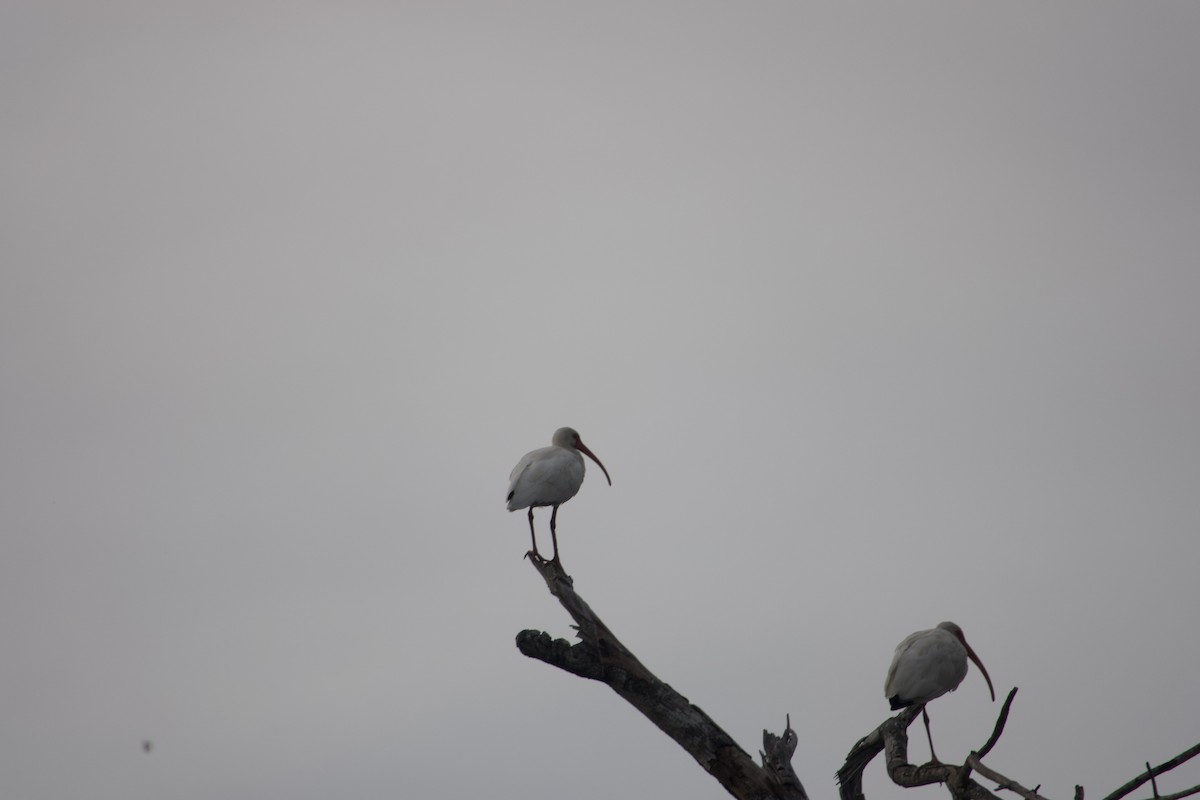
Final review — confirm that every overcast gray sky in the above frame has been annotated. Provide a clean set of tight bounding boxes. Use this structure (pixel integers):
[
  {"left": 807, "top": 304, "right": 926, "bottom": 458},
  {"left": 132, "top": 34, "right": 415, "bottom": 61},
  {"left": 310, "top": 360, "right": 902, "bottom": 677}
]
[{"left": 3, "top": 3, "right": 1199, "bottom": 799}]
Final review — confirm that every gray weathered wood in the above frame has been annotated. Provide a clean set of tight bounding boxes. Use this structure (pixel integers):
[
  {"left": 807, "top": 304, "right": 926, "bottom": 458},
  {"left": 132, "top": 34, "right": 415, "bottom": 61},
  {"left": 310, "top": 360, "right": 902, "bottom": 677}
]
[
  {"left": 838, "top": 686, "right": 1199, "bottom": 800},
  {"left": 1100, "top": 744, "right": 1200, "bottom": 800},
  {"left": 513, "top": 553, "right": 1199, "bottom": 800},
  {"left": 838, "top": 688, "right": 1014, "bottom": 800},
  {"left": 515, "top": 556, "right": 807, "bottom": 800}
]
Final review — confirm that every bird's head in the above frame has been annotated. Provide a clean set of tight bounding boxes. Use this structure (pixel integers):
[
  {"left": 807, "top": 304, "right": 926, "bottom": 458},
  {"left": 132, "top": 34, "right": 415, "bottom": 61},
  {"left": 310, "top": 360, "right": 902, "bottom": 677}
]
[
  {"left": 939, "top": 621, "right": 996, "bottom": 702},
  {"left": 553, "top": 427, "right": 611, "bottom": 486}
]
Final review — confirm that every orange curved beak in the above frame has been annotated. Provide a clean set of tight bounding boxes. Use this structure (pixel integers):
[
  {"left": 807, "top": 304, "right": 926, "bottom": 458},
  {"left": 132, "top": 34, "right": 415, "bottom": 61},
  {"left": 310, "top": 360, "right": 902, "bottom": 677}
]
[
  {"left": 965, "top": 643, "right": 996, "bottom": 702},
  {"left": 576, "top": 441, "right": 612, "bottom": 486}
]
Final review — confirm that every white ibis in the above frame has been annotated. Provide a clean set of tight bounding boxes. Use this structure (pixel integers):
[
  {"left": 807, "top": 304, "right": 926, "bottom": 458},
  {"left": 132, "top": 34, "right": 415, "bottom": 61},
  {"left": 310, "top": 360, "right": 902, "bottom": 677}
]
[
  {"left": 885, "top": 621, "right": 995, "bottom": 763},
  {"left": 506, "top": 427, "right": 611, "bottom": 562}
]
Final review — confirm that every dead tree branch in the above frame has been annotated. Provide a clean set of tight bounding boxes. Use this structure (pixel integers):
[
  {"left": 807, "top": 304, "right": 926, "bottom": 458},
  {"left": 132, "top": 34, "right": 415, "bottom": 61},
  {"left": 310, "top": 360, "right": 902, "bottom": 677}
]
[
  {"left": 965, "top": 754, "right": 1051, "bottom": 800},
  {"left": 1133, "top": 786, "right": 1200, "bottom": 800},
  {"left": 839, "top": 688, "right": 1028, "bottom": 800},
  {"left": 977, "top": 688, "right": 1019, "bottom": 760},
  {"left": 515, "top": 556, "right": 807, "bottom": 800},
  {"left": 1100, "top": 744, "right": 1200, "bottom": 800},
  {"left": 514, "top": 553, "right": 1200, "bottom": 800},
  {"left": 837, "top": 706, "right": 921, "bottom": 800},
  {"left": 762, "top": 714, "right": 808, "bottom": 798},
  {"left": 837, "top": 686, "right": 1200, "bottom": 800}
]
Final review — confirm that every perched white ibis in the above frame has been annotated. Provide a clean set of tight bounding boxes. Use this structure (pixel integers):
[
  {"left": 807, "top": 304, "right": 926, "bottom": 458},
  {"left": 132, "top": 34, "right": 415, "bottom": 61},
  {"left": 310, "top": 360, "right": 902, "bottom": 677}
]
[
  {"left": 885, "top": 621, "right": 995, "bottom": 763},
  {"left": 506, "top": 427, "right": 611, "bottom": 562}
]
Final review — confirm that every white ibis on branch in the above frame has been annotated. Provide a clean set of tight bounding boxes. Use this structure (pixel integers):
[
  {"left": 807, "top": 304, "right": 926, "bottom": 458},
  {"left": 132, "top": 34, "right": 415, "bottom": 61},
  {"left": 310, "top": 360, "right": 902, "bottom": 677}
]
[
  {"left": 506, "top": 427, "right": 611, "bottom": 562},
  {"left": 885, "top": 621, "right": 995, "bottom": 763}
]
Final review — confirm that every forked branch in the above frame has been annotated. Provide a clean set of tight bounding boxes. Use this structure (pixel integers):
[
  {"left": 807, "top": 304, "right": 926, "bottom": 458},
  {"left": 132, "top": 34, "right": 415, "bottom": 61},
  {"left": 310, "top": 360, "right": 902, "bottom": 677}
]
[
  {"left": 839, "top": 688, "right": 1028, "bottom": 800},
  {"left": 839, "top": 687, "right": 1199, "bottom": 800},
  {"left": 1100, "top": 743, "right": 1200, "bottom": 800},
  {"left": 515, "top": 556, "right": 806, "bottom": 800},
  {"left": 513, "top": 553, "right": 1199, "bottom": 800}
]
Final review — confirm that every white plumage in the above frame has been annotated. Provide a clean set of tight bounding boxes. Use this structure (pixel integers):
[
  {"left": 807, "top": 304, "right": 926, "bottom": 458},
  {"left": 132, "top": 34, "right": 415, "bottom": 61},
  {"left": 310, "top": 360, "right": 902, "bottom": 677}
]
[
  {"left": 884, "top": 621, "right": 995, "bottom": 762},
  {"left": 506, "top": 427, "right": 611, "bottom": 562}
]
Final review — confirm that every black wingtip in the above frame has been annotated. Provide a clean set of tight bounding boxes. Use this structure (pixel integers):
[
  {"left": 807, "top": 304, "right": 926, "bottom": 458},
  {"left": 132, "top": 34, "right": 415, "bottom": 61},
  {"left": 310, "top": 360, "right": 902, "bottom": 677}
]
[{"left": 888, "top": 695, "right": 912, "bottom": 711}]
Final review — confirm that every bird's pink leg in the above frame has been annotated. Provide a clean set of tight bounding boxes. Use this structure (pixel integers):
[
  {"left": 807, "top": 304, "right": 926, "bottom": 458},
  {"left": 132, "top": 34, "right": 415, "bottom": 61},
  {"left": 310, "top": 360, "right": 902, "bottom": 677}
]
[
  {"left": 921, "top": 705, "right": 940, "bottom": 764},
  {"left": 526, "top": 507, "right": 542, "bottom": 561},
  {"left": 549, "top": 504, "right": 560, "bottom": 562}
]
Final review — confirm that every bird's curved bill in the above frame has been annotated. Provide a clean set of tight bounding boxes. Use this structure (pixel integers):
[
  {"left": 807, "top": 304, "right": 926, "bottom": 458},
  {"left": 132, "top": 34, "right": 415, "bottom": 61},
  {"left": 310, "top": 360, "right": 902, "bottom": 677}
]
[
  {"left": 965, "top": 644, "right": 996, "bottom": 702},
  {"left": 576, "top": 442, "right": 612, "bottom": 485}
]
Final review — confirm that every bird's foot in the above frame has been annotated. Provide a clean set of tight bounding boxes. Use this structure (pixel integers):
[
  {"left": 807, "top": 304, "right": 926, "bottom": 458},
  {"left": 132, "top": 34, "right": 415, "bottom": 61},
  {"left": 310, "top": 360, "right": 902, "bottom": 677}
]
[{"left": 524, "top": 549, "right": 548, "bottom": 564}]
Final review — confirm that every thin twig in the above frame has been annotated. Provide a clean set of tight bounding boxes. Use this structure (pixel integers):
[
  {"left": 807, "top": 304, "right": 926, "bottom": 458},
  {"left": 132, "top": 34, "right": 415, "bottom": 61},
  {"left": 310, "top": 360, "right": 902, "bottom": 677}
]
[
  {"left": 1135, "top": 784, "right": 1200, "bottom": 800},
  {"left": 966, "top": 754, "right": 1052, "bottom": 800},
  {"left": 1101, "top": 744, "right": 1200, "bottom": 800},
  {"left": 977, "top": 688, "right": 1019, "bottom": 760},
  {"left": 1148, "top": 763, "right": 1160, "bottom": 800}
]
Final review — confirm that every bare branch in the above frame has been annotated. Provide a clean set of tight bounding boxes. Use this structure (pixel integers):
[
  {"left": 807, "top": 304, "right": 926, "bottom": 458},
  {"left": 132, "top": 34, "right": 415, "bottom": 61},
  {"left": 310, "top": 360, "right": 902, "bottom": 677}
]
[
  {"left": 840, "top": 688, "right": 1036, "bottom": 800},
  {"left": 516, "top": 556, "right": 806, "bottom": 800},
  {"left": 966, "top": 754, "right": 1052, "bottom": 800},
  {"left": 837, "top": 706, "right": 921, "bottom": 800},
  {"left": 837, "top": 704, "right": 1005, "bottom": 800},
  {"left": 1101, "top": 744, "right": 1200, "bottom": 800},
  {"left": 882, "top": 713, "right": 960, "bottom": 790},
  {"left": 976, "top": 688, "right": 1020, "bottom": 760},
  {"left": 761, "top": 715, "right": 808, "bottom": 800},
  {"left": 879, "top": 710, "right": 999, "bottom": 800},
  {"left": 1133, "top": 784, "right": 1200, "bottom": 800},
  {"left": 514, "top": 551, "right": 1199, "bottom": 800}
]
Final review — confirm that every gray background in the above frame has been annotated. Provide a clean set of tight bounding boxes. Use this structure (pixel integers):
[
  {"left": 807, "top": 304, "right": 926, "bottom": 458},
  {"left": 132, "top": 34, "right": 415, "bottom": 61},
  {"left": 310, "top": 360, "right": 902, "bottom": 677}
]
[{"left": 3, "top": 3, "right": 1198, "bottom": 799}]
